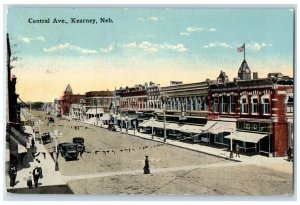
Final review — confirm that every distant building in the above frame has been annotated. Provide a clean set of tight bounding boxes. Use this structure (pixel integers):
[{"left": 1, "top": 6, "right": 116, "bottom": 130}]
[
  {"left": 147, "top": 82, "right": 161, "bottom": 110},
  {"left": 60, "top": 84, "right": 85, "bottom": 116},
  {"left": 85, "top": 91, "right": 114, "bottom": 119}
]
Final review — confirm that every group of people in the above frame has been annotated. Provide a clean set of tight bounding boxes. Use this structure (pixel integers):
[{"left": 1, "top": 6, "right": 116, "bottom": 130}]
[{"left": 9, "top": 164, "right": 42, "bottom": 189}]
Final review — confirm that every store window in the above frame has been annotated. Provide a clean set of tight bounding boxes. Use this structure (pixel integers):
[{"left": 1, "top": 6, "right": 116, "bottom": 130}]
[
  {"left": 240, "top": 96, "right": 249, "bottom": 114},
  {"left": 251, "top": 95, "right": 259, "bottom": 114}
]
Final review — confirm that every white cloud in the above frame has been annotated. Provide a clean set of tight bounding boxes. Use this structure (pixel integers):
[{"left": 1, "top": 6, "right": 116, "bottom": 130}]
[
  {"left": 182, "top": 26, "right": 216, "bottom": 35},
  {"left": 136, "top": 16, "right": 159, "bottom": 22},
  {"left": 180, "top": 32, "right": 190, "bottom": 36},
  {"left": 246, "top": 42, "right": 273, "bottom": 51},
  {"left": 36, "top": 36, "right": 46, "bottom": 41},
  {"left": 22, "top": 37, "right": 31, "bottom": 44},
  {"left": 186, "top": 27, "right": 204, "bottom": 32},
  {"left": 121, "top": 42, "right": 137, "bottom": 48},
  {"left": 136, "top": 17, "right": 145, "bottom": 22},
  {"left": 100, "top": 44, "right": 114, "bottom": 53},
  {"left": 202, "top": 41, "right": 231, "bottom": 49},
  {"left": 22, "top": 36, "right": 46, "bottom": 44},
  {"left": 121, "top": 41, "right": 188, "bottom": 53},
  {"left": 43, "top": 43, "right": 97, "bottom": 54},
  {"left": 148, "top": 16, "right": 158, "bottom": 21}
]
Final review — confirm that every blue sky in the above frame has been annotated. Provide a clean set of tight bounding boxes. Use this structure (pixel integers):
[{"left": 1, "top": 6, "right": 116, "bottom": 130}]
[{"left": 7, "top": 7, "right": 294, "bottom": 101}]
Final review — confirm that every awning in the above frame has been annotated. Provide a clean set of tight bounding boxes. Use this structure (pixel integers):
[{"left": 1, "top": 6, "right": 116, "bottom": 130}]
[
  {"left": 10, "top": 134, "right": 29, "bottom": 154},
  {"left": 177, "top": 124, "right": 200, "bottom": 133},
  {"left": 21, "top": 125, "right": 34, "bottom": 135},
  {"left": 206, "top": 121, "right": 236, "bottom": 135},
  {"left": 10, "top": 127, "right": 29, "bottom": 147},
  {"left": 224, "top": 131, "right": 267, "bottom": 143},
  {"left": 100, "top": 114, "right": 111, "bottom": 121},
  {"left": 166, "top": 123, "right": 181, "bottom": 130},
  {"left": 86, "top": 108, "right": 104, "bottom": 115},
  {"left": 139, "top": 120, "right": 152, "bottom": 127}
]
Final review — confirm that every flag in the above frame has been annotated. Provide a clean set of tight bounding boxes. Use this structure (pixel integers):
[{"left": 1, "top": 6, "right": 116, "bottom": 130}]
[{"left": 237, "top": 44, "right": 245, "bottom": 52}]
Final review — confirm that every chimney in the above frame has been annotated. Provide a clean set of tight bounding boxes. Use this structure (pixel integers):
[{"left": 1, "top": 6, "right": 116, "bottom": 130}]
[{"left": 253, "top": 72, "right": 258, "bottom": 79}]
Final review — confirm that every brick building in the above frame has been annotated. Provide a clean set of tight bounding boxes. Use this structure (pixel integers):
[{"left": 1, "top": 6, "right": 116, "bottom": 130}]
[
  {"left": 60, "top": 84, "right": 85, "bottom": 116},
  {"left": 85, "top": 91, "right": 114, "bottom": 119},
  {"left": 208, "top": 60, "right": 293, "bottom": 157}
]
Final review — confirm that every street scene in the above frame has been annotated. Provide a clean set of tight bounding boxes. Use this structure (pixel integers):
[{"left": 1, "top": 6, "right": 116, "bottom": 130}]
[
  {"left": 11, "top": 109, "right": 293, "bottom": 195},
  {"left": 4, "top": 7, "right": 294, "bottom": 197}
]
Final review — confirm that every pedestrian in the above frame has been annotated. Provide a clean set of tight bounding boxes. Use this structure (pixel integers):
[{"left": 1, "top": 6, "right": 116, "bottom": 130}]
[
  {"left": 235, "top": 143, "right": 240, "bottom": 157},
  {"left": 9, "top": 166, "right": 17, "bottom": 187},
  {"left": 26, "top": 171, "right": 33, "bottom": 189},
  {"left": 32, "top": 166, "right": 41, "bottom": 188},
  {"left": 31, "top": 137, "right": 35, "bottom": 148},
  {"left": 143, "top": 155, "right": 150, "bottom": 174},
  {"left": 287, "top": 147, "right": 292, "bottom": 161}
]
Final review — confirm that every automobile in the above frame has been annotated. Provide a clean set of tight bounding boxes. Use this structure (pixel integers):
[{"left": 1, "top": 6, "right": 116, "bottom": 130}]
[
  {"left": 41, "top": 132, "right": 52, "bottom": 144},
  {"left": 57, "top": 142, "right": 69, "bottom": 154},
  {"left": 58, "top": 143, "right": 79, "bottom": 161},
  {"left": 72, "top": 137, "right": 85, "bottom": 153}
]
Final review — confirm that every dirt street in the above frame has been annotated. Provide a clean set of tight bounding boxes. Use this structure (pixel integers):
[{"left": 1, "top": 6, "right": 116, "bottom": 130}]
[{"left": 33, "top": 111, "right": 293, "bottom": 195}]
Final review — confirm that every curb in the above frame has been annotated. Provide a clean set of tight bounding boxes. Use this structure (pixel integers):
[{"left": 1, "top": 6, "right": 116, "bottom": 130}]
[{"left": 124, "top": 131, "right": 242, "bottom": 163}]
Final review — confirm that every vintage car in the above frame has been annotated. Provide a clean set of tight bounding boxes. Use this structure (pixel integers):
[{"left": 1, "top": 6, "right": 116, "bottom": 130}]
[
  {"left": 41, "top": 132, "right": 52, "bottom": 144},
  {"left": 72, "top": 137, "right": 85, "bottom": 153},
  {"left": 58, "top": 143, "right": 79, "bottom": 161}
]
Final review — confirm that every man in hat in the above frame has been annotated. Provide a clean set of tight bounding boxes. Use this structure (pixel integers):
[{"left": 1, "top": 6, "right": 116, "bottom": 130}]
[
  {"left": 143, "top": 155, "right": 150, "bottom": 174},
  {"left": 9, "top": 166, "right": 17, "bottom": 187},
  {"left": 32, "top": 165, "right": 41, "bottom": 188}
]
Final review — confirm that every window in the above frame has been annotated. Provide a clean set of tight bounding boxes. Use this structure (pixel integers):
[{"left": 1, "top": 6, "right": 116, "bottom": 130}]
[
  {"left": 240, "top": 96, "right": 248, "bottom": 114},
  {"left": 213, "top": 97, "right": 219, "bottom": 113},
  {"left": 286, "top": 94, "right": 293, "bottom": 113},
  {"left": 220, "top": 96, "right": 227, "bottom": 113},
  {"left": 229, "top": 96, "right": 235, "bottom": 113},
  {"left": 261, "top": 95, "right": 270, "bottom": 115},
  {"left": 251, "top": 96, "right": 259, "bottom": 114}
]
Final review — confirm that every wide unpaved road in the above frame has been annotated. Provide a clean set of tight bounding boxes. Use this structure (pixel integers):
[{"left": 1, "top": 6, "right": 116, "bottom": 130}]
[{"left": 33, "top": 111, "right": 293, "bottom": 196}]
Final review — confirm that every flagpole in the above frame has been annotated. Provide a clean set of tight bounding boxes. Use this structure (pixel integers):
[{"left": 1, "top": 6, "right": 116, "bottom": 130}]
[{"left": 244, "top": 43, "right": 246, "bottom": 60}]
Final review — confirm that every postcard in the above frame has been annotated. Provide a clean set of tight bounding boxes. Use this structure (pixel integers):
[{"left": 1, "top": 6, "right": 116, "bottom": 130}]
[{"left": 5, "top": 6, "right": 294, "bottom": 197}]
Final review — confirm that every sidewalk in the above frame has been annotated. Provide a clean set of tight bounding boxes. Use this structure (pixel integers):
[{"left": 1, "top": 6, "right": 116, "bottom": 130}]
[
  {"left": 6, "top": 141, "right": 66, "bottom": 191},
  {"left": 110, "top": 128, "right": 293, "bottom": 174}
]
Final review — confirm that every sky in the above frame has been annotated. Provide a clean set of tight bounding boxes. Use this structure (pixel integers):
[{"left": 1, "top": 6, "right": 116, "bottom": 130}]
[{"left": 6, "top": 7, "right": 294, "bottom": 102}]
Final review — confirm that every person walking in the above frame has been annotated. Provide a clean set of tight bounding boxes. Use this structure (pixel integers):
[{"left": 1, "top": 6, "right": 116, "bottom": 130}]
[
  {"left": 143, "top": 155, "right": 150, "bottom": 174},
  {"left": 9, "top": 166, "right": 17, "bottom": 187},
  {"left": 32, "top": 166, "right": 41, "bottom": 188},
  {"left": 287, "top": 147, "right": 292, "bottom": 162},
  {"left": 26, "top": 172, "right": 33, "bottom": 189},
  {"left": 235, "top": 143, "right": 240, "bottom": 157}
]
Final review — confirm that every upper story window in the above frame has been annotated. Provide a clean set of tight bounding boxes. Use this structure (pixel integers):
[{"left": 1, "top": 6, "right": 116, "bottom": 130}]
[
  {"left": 240, "top": 96, "right": 249, "bottom": 114},
  {"left": 213, "top": 97, "right": 219, "bottom": 113},
  {"left": 286, "top": 94, "right": 293, "bottom": 113},
  {"left": 229, "top": 96, "right": 235, "bottom": 113},
  {"left": 261, "top": 94, "right": 270, "bottom": 115},
  {"left": 251, "top": 95, "right": 259, "bottom": 115},
  {"left": 220, "top": 96, "right": 227, "bottom": 113}
]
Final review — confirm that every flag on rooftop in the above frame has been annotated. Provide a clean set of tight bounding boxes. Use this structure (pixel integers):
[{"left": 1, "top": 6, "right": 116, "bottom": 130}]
[{"left": 237, "top": 44, "right": 245, "bottom": 52}]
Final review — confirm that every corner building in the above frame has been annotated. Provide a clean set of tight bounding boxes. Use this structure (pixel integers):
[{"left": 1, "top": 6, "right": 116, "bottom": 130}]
[{"left": 209, "top": 60, "right": 293, "bottom": 157}]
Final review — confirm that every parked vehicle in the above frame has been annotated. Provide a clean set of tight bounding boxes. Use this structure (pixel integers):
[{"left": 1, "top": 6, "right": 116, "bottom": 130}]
[
  {"left": 41, "top": 132, "right": 52, "bottom": 144},
  {"left": 57, "top": 142, "right": 69, "bottom": 154},
  {"left": 72, "top": 137, "right": 85, "bottom": 153},
  {"left": 58, "top": 143, "right": 79, "bottom": 161}
]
